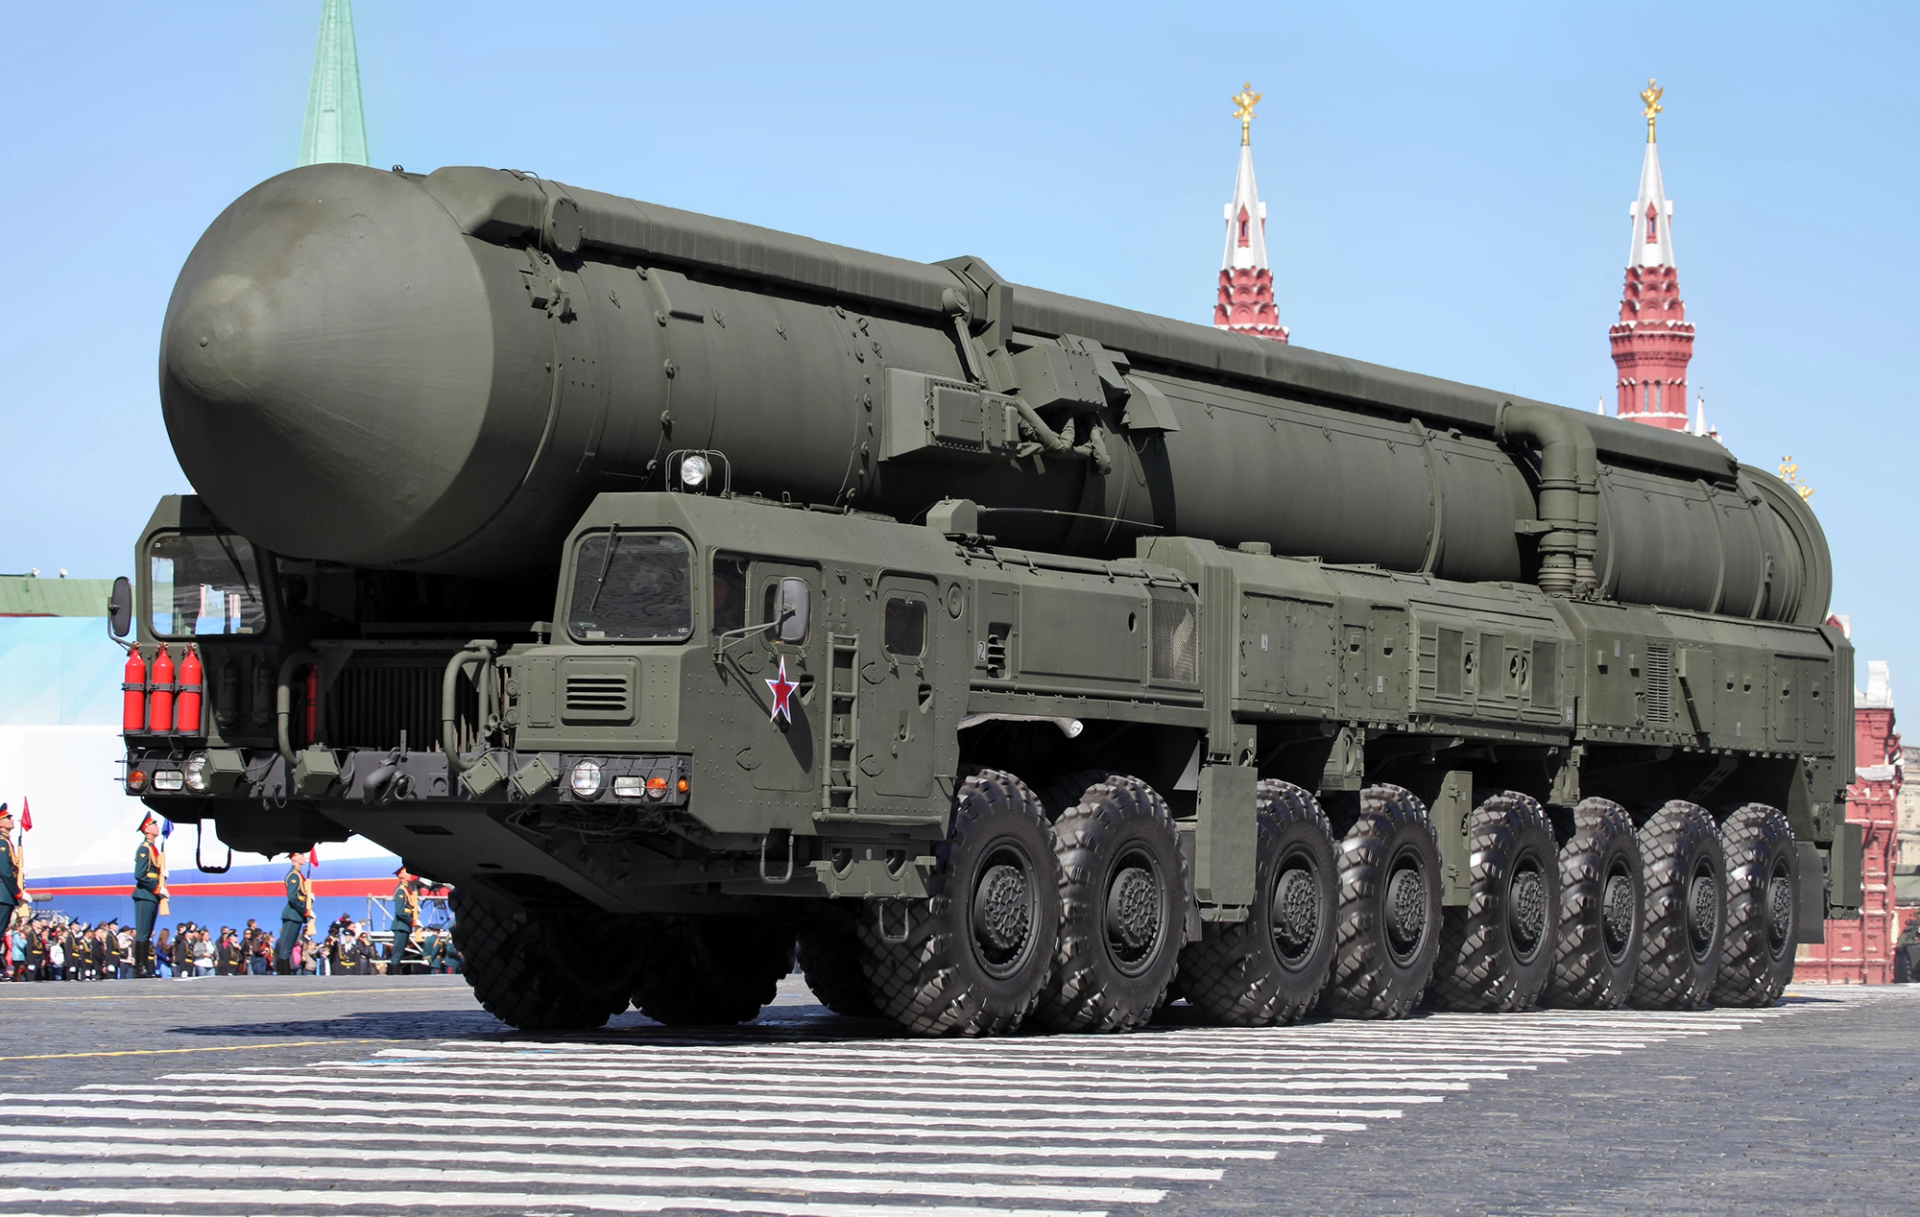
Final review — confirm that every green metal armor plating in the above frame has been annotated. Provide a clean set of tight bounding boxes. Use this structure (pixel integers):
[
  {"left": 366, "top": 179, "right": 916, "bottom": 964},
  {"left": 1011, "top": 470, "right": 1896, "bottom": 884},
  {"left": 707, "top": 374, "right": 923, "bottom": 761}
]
[{"left": 126, "top": 163, "right": 1855, "bottom": 1032}]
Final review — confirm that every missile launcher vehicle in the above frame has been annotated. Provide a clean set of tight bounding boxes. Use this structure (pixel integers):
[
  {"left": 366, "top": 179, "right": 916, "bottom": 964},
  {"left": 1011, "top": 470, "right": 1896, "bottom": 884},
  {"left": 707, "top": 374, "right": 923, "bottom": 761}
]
[{"left": 118, "top": 163, "right": 1860, "bottom": 1031}]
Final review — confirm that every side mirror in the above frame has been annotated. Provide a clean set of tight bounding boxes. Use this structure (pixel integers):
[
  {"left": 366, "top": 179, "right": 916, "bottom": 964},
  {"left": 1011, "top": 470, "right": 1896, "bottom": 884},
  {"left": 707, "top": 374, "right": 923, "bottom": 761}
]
[
  {"left": 107, "top": 575, "right": 133, "bottom": 640},
  {"left": 776, "top": 577, "right": 809, "bottom": 643}
]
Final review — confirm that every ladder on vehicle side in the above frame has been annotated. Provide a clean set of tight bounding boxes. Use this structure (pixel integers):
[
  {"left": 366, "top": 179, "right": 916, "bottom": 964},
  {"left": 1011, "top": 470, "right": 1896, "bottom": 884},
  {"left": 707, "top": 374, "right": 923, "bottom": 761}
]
[{"left": 823, "top": 633, "right": 859, "bottom": 813}]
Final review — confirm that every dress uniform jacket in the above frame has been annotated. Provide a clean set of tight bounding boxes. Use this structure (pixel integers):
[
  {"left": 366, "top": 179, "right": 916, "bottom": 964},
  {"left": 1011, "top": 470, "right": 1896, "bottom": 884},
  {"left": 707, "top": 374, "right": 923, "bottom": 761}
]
[
  {"left": 0, "top": 835, "right": 22, "bottom": 927},
  {"left": 131, "top": 842, "right": 164, "bottom": 940},
  {"left": 391, "top": 880, "right": 419, "bottom": 959}
]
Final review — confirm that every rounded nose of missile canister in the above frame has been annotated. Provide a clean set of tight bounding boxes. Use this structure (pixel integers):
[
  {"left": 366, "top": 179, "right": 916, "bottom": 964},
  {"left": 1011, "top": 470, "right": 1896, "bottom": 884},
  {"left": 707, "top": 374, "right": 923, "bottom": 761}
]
[{"left": 160, "top": 164, "right": 510, "bottom": 566}]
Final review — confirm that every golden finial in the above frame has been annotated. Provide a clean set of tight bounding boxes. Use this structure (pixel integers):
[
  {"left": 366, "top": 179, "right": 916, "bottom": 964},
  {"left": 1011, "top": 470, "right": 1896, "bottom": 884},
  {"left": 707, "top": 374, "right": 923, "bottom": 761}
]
[
  {"left": 1640, "top": 78, "right": 1664, "bottom": 144},
  {"left": 1232, "top": 82, "right": 1262, "bottom": 147},
  {"left": 1779, "top": 455, "right": 1815, "bottom": 500}
]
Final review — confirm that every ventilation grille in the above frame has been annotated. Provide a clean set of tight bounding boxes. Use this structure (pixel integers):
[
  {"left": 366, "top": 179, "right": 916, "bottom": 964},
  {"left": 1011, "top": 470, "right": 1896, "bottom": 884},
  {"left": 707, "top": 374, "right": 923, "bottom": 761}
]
[
  {"left": 1150, "top": 587, "right": 1200, "bottom": 684},
  {"left": 983, "top": 631, "right": 1009, "bottom": 679},
  {"left": 324, "top": 656, "right": 464, "bottom": 751},
  {"left": 1644, "top": 643, "right": 1672, "bottom": 725},
  {"left": 565, "top": 674, "right": 632, "bottom": 719}
]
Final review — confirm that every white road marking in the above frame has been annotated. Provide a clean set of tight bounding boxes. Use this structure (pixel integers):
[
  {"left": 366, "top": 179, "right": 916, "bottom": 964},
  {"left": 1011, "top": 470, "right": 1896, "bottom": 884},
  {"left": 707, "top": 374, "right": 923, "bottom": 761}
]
[
  {"left": 0, "top": 1105, "right": 1356, "bottom": 1139},
  {"left": 318, "top": 1060, "right": 1526, "bottom": 1081},
  {"left": 0, "top": 1125, "right": 1280, "bottom": 1161},
  {"left": 0, "top": 1000, "right": 1818, "bottom": 1216},
  {"left": 137, "top": 1073, "right": 1471, "bottom": 1098},
  {"left": 0, "top": 1189, "right": 1104, "bottom": 1217},
  {"left": 23, "top": 1142, "right": 1222, "bottom": 1183},
  {"left": 0, "top": 1160, "right": 1167, "bottom": 1204},
  {"left": 1, "top": 1093, "right": 1395, "bottom": 1126}
]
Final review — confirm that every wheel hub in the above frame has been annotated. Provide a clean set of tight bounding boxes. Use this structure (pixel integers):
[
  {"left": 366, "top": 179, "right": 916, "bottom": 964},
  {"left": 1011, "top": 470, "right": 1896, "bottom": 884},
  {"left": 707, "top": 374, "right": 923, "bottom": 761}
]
[
  {"left": 1602, "top": 870, "right": 1636, "bottom": 958},
  {"left": 1105, "top": 864, "right": 1162, "bottom": 967},
  {"left": 1767, "top": 869, "right": 1794, "bottom": 953},
  {"left": 972, "top": 862, "right": 1033, "bottom": 962},
  {"left": 1509, "top": 866, "right": 1547, "bottom": 953},
  {"left": 1272, "top": 865, "right": 1320, "bottom": 964},
  {"left": 1386, "top": 865, "right": 1428, "bottom": 957},
  {"left": 1687, "top": 865, "right": 1718, "bottom": 955}
]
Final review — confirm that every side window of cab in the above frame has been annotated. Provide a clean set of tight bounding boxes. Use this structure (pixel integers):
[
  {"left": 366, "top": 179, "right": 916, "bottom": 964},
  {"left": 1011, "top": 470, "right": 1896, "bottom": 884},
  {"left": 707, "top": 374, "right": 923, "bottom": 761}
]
[{"left": 884, "top": 595, "right": 927, "bottom": 657}]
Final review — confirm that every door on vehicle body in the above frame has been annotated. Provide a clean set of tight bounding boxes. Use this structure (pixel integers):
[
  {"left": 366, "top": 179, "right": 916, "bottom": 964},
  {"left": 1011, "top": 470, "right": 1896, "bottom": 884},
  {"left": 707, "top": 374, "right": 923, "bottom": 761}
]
[
  {"left": 724, "top": 558, "right": 821, "bottom": 794},
  {"left": 863, "top": 575, "right": 939, "bottom": 802}
]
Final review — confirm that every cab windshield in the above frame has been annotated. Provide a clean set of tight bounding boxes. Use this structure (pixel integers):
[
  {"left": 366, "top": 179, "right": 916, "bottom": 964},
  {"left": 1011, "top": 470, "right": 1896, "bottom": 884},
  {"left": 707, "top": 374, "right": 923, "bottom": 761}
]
[
  {"left": 568, "top": 532, "right": 693, "bottom": 642},
  {"left": 148, "top": 532, "right": 268, "bottom": 637}
]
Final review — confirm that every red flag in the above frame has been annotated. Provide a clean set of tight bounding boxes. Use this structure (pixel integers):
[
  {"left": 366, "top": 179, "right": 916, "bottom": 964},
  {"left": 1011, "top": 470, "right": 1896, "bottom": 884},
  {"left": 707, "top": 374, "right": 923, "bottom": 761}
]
[
  {"left": 19, "top": 801, "right": 29, "bottom": 832},
  {"left": 309, "top": 847, "right": 319, "bottom": 868}
]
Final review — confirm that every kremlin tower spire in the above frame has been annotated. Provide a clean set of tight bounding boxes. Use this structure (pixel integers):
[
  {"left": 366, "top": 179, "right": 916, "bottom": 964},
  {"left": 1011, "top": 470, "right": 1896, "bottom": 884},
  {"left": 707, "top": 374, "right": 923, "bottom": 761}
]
[
  {"left": 1608, "top": 79, "right": 1694, "bottom": 428},
  {"left": 299, "top": 0, "right": 369, "bottom": 168},
  {"left": 1213, "top": 83, "right": 1288, "bottom": 343}
]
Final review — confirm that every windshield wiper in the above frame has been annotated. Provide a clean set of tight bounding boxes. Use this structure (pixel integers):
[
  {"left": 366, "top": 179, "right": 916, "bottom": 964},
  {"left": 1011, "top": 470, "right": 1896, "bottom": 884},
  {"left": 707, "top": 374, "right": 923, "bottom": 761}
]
[{"left": 586, "top": 523, "right": 621, "bottom": 613}]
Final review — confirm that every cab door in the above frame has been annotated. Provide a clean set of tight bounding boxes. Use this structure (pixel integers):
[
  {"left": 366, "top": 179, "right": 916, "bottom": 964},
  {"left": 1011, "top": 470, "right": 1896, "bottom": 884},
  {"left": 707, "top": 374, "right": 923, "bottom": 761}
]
[{"left": 733, "top": 559, "right": 821, "bottom": 794}]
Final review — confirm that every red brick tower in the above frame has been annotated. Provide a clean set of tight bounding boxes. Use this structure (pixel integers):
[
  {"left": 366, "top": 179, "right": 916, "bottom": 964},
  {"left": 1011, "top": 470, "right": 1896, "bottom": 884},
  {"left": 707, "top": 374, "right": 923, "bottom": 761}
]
[
  {"left": 1609, "top": 80, "right": 1694, "bottom": 428},
  {"left": 1213, "top": 83, "right": 1287, "bottom": 343}
]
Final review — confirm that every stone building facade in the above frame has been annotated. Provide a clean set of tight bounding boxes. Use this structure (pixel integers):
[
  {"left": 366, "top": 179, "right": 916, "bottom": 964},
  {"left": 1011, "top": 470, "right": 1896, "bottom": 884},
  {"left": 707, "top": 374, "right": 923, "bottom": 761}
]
[{"left": 1795, "top": 662, "right": 1903, "bottom": 983}]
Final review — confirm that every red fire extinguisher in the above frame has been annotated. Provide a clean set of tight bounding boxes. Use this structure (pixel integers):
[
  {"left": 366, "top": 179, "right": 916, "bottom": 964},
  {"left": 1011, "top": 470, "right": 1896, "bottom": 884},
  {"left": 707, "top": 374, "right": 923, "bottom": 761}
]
[
  {"left": 121, "top": 646, "right": 148, "bottom": 733},
  {"left": 175, "top": 644, "right": 204, "bottom": 737},
  {"left": 149, "top": 643, "right": 175, "bottom": 734}
]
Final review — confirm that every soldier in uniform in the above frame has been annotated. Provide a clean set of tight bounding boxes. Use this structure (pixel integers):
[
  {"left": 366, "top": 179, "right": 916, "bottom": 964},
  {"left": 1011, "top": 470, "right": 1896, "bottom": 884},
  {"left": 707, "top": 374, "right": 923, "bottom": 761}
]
[
  {"left": 276, "top": 855, "right": 313, "bottom": 975},
  {"left": 389, "top": 867, "right": 420, "bottom": 977},
  {"left": 131, "top": 814, "right": 167, "bottom": 978},
  {"left": 0, "top": 806, "right": 23, "bottom": 934}
]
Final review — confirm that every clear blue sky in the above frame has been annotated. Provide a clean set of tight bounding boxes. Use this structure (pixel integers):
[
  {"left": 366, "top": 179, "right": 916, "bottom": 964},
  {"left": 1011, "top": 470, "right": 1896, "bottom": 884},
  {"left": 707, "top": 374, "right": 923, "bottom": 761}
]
[{"left": 5, "top": 2, "right": 1914, "bottom": 695}]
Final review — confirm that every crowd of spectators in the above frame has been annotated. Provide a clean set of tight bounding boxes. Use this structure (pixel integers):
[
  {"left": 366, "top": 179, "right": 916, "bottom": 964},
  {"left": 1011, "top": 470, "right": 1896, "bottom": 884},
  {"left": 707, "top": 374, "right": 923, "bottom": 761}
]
[{"left": 4, "top": 911, "right": 460, "bottom": 980}]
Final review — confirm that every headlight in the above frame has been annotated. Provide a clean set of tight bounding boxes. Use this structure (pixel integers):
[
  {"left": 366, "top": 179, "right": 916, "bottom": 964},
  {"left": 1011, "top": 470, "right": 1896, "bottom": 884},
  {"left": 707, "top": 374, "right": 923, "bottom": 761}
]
[
  {"left": 570, "top": 760, "right": 603, "bottom": 798},
  {"left": 679, "top": 454, "right": 711, "bottom": 488},
  {"left": 613, "top": 775, "right": 646, "bottom": 799},
  {"left": 152, "top": 769, "right": 185, "bottom": 793},
  {"left": 184, "top": 754, "right": 210, "bottom": 793}
]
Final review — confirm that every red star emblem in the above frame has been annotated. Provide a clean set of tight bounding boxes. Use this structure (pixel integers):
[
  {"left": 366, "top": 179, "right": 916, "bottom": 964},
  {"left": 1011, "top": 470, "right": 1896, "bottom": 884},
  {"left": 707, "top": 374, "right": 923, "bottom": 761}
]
[{"left": 766, "top": 656, "right": 798, "bottom": 724}]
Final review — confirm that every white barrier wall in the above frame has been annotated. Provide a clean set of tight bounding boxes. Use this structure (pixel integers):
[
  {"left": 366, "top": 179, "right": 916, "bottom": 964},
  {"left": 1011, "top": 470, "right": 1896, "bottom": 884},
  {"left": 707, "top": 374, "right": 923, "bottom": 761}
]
[{"left": 0, "top": 615, "right": 398, "bottom": 923}]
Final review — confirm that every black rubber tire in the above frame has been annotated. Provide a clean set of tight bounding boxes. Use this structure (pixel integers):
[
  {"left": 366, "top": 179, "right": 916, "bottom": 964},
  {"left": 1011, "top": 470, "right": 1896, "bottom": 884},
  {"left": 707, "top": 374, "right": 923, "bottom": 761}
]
[
  {"left": 630, "top": 916, "right": 796, "bottom": 1026},
  {"left": 1543, "top": 797, "right": 1642, "bottom": 1010},
  {"left": 449, "top": 886, "right": 640, "bottom": 1031},
  {"left": 1032, "top": 773, "right": 1189, "bottom": 1033},
  {"left": 1318, "top": 784, "right": 1443, "bottom": 1020},
  {"left": 1711, "top": 803, "right": 1798, "bottom": 1008},
  {"left": 1630, "top": 800, "right": 1726, "bottom": 1010},
  {"left": 1429, "top": 791, "right": 1560, "bottom": 1012},
  {"left": 1180, "top": 780, "right": 1338, "bottom": 1026},
  {"left": 859, "top": 768, "right": 1061, "bottom": 1036},
  {"left": 796, "top": 918, "right": 882, "bottom": 1017}
]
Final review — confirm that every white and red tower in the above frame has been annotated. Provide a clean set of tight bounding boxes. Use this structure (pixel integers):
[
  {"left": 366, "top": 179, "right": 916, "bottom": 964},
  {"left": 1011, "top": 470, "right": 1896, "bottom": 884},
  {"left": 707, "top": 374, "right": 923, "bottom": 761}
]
[
  {"left": 1609, "top": 80, "right": 1694, "bottom": 428},
  {"left": 1214, "top": 83, "right": 1288, "bottom": 343}
]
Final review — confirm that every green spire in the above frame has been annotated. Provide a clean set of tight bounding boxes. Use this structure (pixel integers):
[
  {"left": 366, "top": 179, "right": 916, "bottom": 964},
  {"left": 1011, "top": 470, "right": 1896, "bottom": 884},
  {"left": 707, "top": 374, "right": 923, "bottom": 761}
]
[{"left": 298, "top": 0, "right": 368, "bottom": 167}]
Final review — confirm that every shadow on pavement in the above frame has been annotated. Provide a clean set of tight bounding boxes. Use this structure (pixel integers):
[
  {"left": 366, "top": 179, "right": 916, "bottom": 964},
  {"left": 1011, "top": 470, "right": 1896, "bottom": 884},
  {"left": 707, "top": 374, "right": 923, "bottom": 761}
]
[{"left": 169, "top": 1009, "right": 513, "bottom": 1040}]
